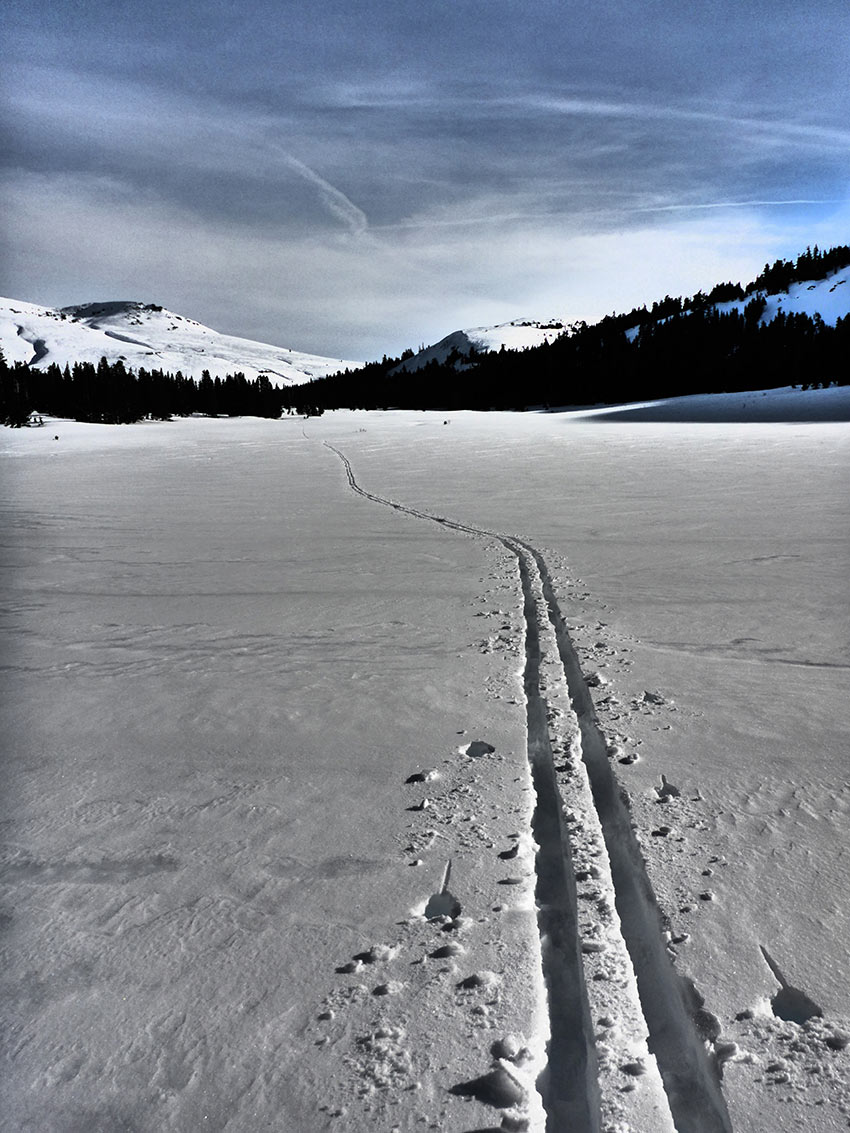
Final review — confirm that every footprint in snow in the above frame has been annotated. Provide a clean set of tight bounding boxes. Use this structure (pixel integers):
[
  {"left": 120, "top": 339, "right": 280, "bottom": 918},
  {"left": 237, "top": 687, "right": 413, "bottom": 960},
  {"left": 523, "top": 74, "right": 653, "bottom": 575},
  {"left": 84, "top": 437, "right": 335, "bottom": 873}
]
[
  {"left": 655, "top": 774, "right": 681, "bottom": 801},
  {"left": 336, "top": 943, "right": 397, "bottom": 974},
  {"left": 372, "top": 981, "right": 403, "bottom": 996},
  {"left": 641, "top": 690, "right": 669, "bottom": 705},
  {"left": 490, "top": 1035, "right": 532, "bottom": 1065},
  {"left": 760, "top": 945, "right": 824, "bottom": 1024},
  {"left": 429, "top": 941, "right": 465, "bottom": 959},
  {"left": 352, "top": 943, "right": 397, "bottom": 964},
  {"left": 449, "top": 1064, "right": 526, "bottom": 1109},
  {"left": 457, "top": 970, "right": 500, "bottom": 991},
  {"left": 459, "top": 740, "right": 496, "bottom": 758},
  {"left": 405, "top": 769, "right": 439, "bottom": 784},
  {"left": 585, "top": 671, "right": 609, "bottom": 688},
  {"left": 424, "top": 860, "right": 462, "bottom": 920}
]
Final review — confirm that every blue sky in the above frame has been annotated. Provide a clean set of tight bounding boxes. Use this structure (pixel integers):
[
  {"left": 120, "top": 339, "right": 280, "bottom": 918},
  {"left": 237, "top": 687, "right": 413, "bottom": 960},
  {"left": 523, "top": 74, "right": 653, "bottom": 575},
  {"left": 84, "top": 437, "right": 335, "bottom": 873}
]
[{"left": 2, "top": 0, "right": 849, "bottom": 359}]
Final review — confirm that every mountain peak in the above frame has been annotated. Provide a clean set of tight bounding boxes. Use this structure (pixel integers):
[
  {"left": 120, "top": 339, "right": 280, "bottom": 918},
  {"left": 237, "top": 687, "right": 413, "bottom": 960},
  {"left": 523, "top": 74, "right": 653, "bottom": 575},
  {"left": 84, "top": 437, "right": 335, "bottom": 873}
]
[
  {"left": 0, "top": 297, "right": 364, "bottom": 385},
  {"left": 60, "top": 301, "right": 154, "bottom": 319}
]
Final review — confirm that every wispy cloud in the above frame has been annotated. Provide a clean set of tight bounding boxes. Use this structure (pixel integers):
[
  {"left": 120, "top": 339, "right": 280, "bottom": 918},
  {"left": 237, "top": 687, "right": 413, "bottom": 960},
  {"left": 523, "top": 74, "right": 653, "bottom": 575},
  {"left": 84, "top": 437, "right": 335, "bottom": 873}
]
[
  {"left": 6, "top": 166, "right": 834, "bottom": 359},
  {"left": 278, "top": 153, "right": 368, "bottom": 236},
  {"left": 3, "top": 4, "right": 850, "bottom": 361},
  {"left": 514, "top": 93, "right": 850, "bottom": 151}
]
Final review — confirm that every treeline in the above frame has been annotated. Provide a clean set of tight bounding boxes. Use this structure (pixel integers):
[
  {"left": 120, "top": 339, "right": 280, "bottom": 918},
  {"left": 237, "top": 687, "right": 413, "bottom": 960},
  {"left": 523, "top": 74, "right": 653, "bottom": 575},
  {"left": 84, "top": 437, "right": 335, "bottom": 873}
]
[
  {"left": 276, "top": 244, "right": 850, "bottom": 411},
  {"left": 609, "top": 243, "right": 850, "bottom": 328},
  {"left": 3, "top": 243, "right": 849, "bottom": 425},
  {"left": 0, "top": 354, "right": 324, "bottom": 427},
  {"left": 747, "top": 243, "right": 850, "bottom": 296},
  {"left": 277, "top": 304, "right": 850, "bottom": 412}
]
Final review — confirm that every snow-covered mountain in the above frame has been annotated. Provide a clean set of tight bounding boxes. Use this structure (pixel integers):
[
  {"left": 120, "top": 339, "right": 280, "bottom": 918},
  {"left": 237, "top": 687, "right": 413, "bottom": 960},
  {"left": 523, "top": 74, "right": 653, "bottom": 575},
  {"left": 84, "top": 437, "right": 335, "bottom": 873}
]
[
  {"left": 392, "top": 318, "right": 565, "bottom": 373},
  {"left": 4, "top": 262, "right": 847, "bottom": 392},
  {"left": 393, "top": 267, "right": 850, "bottom": 373},
  {"left": 0, "top": 298, "right": 363, "bottom": 386}
]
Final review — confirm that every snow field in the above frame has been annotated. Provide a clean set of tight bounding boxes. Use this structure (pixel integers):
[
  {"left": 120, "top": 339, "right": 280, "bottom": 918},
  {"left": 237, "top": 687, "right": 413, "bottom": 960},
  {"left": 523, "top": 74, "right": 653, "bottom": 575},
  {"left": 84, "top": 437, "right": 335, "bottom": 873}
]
[
  {"left": 0, "top": 418, "right": 555, "bottom": 1131},
  {"left": 2, "top": 397, "right": 849, "bottom": 1131},
  {"left": 325, "top": 445, "right": 682, "bottom": 1128},
  {"left": 313, "top": 403, "right": 850, "bottom": 1131},
  {"left": 326, "top": 442, "right": 737, "bottom": 1130}
]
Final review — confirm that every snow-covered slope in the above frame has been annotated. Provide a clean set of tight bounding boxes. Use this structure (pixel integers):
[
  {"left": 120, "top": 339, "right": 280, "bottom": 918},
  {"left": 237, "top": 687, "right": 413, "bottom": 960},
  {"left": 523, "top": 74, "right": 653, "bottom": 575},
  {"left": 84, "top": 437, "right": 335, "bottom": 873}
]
[
  {"left": 721, "top": 266, "right": 850, "bottom": 324},
  {"left": 398, "top": 267, "right": 850, "bottom": 373},
  {"left": 0, "top": 298, "right": 363, "bottom": 385},
  {"left": 392, "top": 318, "right": 565, "bottom": 373},
  {"left": 622, "top": 266, "right": 850, "bottom": 342}
]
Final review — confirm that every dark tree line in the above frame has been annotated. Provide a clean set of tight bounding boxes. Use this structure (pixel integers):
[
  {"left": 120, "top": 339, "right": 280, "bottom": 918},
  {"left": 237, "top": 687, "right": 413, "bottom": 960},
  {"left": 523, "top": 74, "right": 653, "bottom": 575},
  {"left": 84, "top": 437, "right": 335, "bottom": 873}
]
[
  {"left": 277, "top": 304, "right": 850, "bottom": 413},
  {"left": 276, "top": 244, "right": 850, "bottom": 411},
  {"left": 0, "top": 353, "right": 309, "bottom": 426},
  {"left": 745, "top": 244, "right": 850, "bottom": 296},
  {"left": 3, "top": 243, "right": 849, "bottom": 426},
  {"left": 527, "top": 244, "right": 850, "bottom": 338}
]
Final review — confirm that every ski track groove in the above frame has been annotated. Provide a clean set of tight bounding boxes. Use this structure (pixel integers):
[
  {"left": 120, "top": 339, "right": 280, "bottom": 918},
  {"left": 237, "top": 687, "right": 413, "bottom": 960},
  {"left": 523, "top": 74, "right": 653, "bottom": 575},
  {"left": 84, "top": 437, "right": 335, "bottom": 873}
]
[{"left": 323, "top": 441, "right": 734, "bottom": 1133}]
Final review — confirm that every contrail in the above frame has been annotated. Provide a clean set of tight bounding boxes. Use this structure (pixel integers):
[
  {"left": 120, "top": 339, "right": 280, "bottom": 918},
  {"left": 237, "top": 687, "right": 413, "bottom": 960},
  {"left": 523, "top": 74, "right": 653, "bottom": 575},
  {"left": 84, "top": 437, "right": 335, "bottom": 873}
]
[
  {"left": 282, "top": 153, "right": 368, "bottom": 235},
  {"left": 637, "top": 198, "right": 845, "bottom": 213}
]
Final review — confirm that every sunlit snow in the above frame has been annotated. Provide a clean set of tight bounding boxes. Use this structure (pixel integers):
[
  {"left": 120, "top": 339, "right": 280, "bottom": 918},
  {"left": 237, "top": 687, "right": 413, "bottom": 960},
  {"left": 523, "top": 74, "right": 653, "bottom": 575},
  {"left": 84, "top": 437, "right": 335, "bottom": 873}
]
[
  {"left": 2, "top": 393, "right": 848, "bottom": 1131},
  {"left": 0, "top": 298, "right": 363, "bottom": 384}
]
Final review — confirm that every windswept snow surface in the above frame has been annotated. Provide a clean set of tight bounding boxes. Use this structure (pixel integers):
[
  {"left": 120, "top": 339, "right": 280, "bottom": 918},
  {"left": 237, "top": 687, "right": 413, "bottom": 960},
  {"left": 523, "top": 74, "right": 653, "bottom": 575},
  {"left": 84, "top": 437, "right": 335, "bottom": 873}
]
[
  {"left": 2, "top": 392, "right": 849, "bottom": 1131},
  {"left": 0, "top": 298, "right": 363, "bottom": 384}
]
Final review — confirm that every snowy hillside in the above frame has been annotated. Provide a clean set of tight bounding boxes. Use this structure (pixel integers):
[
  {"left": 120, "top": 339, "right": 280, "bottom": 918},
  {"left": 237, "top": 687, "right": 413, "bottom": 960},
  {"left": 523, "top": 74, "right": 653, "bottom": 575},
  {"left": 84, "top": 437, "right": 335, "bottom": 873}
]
[
  {"left": 0, "top": 298, "right": 363, "bottom": 385},
  {"left": 619, "top": 266, "right": 850, "bottom": 342},
  {"left": 396, "top": 266, "right": 850, "bottom": 373},
  {"left": 392, "top": 318, "right": 565, "bottom": 373},
  {"left": 722, "top": 266, "right": 850, "bottom": 324}
]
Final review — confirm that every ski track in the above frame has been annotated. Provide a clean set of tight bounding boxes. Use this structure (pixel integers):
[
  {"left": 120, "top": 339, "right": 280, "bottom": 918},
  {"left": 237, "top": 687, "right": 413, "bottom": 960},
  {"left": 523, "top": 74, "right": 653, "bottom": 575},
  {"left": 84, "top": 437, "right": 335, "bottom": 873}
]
[{"left": 324, "top": 441, "right": 734, "bottom": 1133}]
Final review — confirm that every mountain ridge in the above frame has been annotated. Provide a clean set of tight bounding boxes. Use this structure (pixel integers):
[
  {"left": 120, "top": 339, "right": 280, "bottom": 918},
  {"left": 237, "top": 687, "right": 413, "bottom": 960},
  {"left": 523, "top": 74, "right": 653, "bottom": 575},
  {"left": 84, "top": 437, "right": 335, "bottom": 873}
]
[
  {"left": 3, "top": 244, "right": 849, "bottom": 424},
  {"left": 391, "top": 261, "right": 850, "bottom": 376},
  {"left": 0, "top": 297, "right": 363, "bottom": 386},
  {"left": 283, "top": 247, "right": 850, "bottom": 413}
]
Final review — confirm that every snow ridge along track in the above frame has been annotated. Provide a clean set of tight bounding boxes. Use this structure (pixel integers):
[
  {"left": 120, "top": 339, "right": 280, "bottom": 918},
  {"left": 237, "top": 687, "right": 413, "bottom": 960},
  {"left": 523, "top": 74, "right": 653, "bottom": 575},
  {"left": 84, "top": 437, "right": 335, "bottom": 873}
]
[{"left": 324, "top": 442, "right": 732, "bottom": 1133}]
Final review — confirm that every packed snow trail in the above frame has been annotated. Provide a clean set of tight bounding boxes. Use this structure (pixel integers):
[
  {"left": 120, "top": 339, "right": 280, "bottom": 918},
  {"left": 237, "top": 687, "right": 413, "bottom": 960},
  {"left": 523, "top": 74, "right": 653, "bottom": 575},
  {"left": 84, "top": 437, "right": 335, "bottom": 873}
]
[
  {"left": 518, "top": 537, "right": 601, "bottom": 1131},
  {"left": 324, "top": 442, "right": 733, "bottom": 1132},
  {"left": 522, "top": 542, "right": 733, "bottom": 1132}
]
